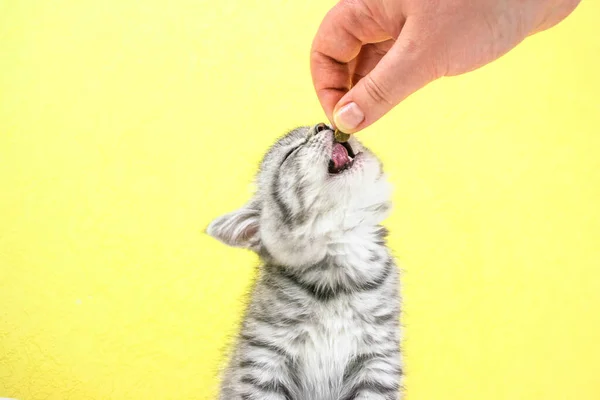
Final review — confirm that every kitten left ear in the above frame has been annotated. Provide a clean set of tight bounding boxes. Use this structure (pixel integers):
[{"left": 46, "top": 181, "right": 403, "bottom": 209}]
[{"left": 205, "top": 204, "right": 260, "bottom": 250}]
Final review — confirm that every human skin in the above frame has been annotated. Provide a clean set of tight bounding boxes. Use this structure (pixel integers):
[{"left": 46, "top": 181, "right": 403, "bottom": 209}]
[{"left": 311, "top": 0, "right": 581, "bottom": 133}]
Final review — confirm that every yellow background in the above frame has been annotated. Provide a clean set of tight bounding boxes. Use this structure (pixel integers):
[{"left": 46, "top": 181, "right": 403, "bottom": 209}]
[{"left": 1, "top": 0, "right": 599, "bottom": 399}]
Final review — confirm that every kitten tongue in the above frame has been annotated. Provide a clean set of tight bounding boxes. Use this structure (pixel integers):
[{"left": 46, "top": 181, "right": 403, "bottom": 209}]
[{"left": 332, "top": 143, "right": 350, "bottom": 169}]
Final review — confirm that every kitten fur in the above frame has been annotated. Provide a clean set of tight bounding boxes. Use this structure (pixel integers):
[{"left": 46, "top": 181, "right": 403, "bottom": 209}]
[{"left": 207, "top": 124, "right": 402, "bottom": 400}]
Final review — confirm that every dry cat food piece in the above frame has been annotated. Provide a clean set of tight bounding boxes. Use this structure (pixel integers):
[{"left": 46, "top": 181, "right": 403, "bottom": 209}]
[{"left": 334, "top": 129, "right": 350, "bottom": 143}]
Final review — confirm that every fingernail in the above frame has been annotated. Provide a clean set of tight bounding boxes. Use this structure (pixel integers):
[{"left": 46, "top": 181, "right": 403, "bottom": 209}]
[{"left": 334, "top": 102, "right": 364, "bottom": 132}]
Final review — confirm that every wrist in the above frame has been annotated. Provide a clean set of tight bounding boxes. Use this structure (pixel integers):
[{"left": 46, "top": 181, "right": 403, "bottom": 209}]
[{"left": 532, "top": 0, "right": 581, "bottom": 34}]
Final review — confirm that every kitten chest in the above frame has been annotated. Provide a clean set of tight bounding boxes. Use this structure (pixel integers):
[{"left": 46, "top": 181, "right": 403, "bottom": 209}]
[{"left": 297, "top": 298, "right": 373, "bottom": 400}]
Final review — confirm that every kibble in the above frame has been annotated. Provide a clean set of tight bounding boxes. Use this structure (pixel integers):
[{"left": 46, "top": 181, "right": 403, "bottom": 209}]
[{"left": 334, "top": 129, "right": 350, "bottom": 143}]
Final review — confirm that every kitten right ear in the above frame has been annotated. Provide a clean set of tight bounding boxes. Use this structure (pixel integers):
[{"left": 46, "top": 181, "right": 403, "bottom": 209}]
[{"left": 205, "top": 204, "right": 260, "bottom": 250}]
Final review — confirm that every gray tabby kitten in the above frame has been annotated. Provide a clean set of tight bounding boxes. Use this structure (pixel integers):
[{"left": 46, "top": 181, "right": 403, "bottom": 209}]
[{"left": 207, "top": 123, "right": 402, "bottom": 400}]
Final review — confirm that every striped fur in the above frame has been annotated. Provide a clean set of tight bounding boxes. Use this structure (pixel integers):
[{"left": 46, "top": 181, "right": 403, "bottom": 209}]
[{"left": 207, "top": 124, "right": 402, "bottom": 400}]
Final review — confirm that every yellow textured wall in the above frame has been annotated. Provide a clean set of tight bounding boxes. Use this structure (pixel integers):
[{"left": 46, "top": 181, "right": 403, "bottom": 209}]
[{"left": 1, "top": 0, "right": 599, "bottom": 399}]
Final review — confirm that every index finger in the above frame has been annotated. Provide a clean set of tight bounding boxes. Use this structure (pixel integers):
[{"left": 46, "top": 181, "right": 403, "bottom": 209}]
[{"left": 310, "top": 1, "right": 386, "bottom": 122}]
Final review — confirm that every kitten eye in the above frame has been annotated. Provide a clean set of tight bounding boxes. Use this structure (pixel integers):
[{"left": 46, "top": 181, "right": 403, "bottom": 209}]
[
  {"left": 281, "top": 147, "right": 296, "bottom": 164},
  {"left": 281, "top": 144, "right": 303, "bottom": 166},
  {"left": 280, "top": 139, "right": 307, "bottom": 166},
  {"left": 315, "top": 123, "right": 328, "bottom": 134}
]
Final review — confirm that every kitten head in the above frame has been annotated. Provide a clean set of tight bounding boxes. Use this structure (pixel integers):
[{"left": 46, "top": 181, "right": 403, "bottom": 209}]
[{"left": 207, "top": 123, "right": 392, "bottom": 266}]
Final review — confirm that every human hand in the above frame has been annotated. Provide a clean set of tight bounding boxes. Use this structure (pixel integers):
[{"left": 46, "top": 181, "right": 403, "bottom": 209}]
[{"left": 311, "top": 0, "right": 580, "bottom": 134}]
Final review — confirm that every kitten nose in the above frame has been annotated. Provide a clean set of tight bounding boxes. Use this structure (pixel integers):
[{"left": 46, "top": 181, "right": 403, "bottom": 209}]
[{"left": 315, "top": 123, "right": 329, "bottom": 134}]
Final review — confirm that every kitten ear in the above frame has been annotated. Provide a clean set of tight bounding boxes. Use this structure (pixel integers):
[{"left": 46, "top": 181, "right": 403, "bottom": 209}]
[{"left": 206, "top": 204, "right": 260, "bottom": 249}]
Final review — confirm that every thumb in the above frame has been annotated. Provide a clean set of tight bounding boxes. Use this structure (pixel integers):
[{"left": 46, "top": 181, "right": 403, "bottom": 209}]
[{"left": 333, "top": 19, "right": 441, "bottom": 133}]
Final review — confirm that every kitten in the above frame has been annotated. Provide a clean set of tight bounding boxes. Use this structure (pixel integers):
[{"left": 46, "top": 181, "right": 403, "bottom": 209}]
[{"left": 207, "top": 123, "right": 402, "bottom": 400}]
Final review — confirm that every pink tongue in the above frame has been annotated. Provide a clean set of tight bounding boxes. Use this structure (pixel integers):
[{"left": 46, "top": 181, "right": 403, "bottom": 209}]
[{"left": 332, "top": 143, "right": 350, "bottom": 169}]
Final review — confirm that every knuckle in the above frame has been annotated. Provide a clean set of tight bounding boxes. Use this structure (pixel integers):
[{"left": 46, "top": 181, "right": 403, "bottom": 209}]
[{"left": 362, "top": 75, "right": 394, "bottom": 106}]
